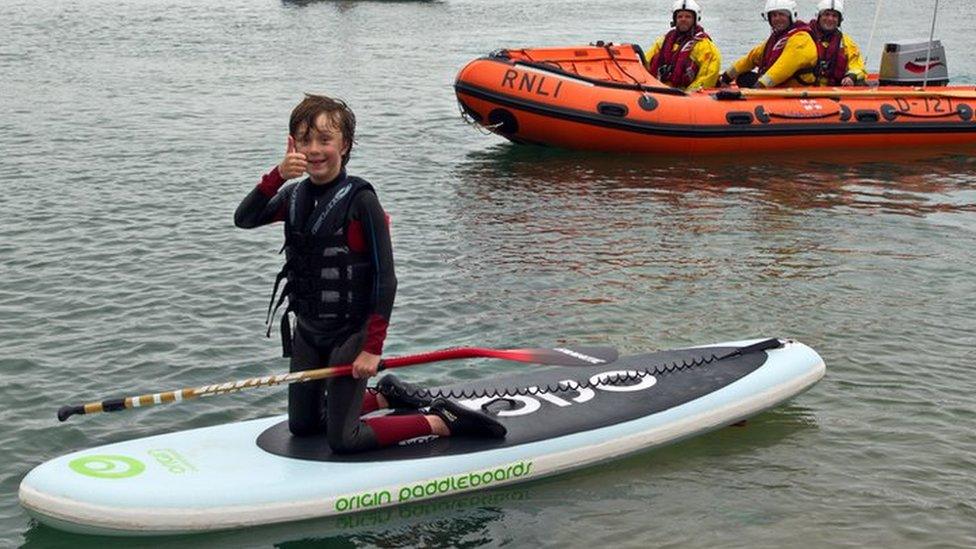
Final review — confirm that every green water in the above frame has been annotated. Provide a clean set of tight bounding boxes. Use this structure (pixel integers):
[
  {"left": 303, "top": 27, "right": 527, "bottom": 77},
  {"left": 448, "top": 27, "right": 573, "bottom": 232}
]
[{"left": 2, "top": 0, "right": 975, "bottom": 546}]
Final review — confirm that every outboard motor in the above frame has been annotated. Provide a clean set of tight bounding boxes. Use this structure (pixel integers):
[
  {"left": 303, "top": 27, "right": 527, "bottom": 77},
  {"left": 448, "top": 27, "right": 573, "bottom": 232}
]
[{"left": 878, "top": 40, "right": 949, "bottom": 86}]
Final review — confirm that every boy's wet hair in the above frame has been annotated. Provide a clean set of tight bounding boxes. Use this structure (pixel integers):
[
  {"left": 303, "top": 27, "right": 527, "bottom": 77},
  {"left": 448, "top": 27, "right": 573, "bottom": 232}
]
[{"left": 289, "top": 94, "right": 357, "bottom": 166}]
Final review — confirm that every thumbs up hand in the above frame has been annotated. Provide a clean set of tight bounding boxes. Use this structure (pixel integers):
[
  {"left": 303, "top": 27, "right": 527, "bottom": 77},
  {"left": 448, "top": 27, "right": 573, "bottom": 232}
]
[{"left": 278, "top": 136, "right": 308, "bottom": 180}]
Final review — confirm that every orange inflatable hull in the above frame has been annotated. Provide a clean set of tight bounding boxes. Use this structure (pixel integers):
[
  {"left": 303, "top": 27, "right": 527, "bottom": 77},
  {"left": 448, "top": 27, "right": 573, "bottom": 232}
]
[{"left": 454, "top": 44, "right": 976, "bottom": 155}]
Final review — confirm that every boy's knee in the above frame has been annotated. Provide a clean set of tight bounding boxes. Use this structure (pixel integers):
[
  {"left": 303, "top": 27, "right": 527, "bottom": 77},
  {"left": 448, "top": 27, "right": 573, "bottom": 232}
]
[
  {"left": 327, "top": 430, "right": 372, "bottom": 454},
  {"left": 289, "top": 417, "right": 323, "bottom": 437}
]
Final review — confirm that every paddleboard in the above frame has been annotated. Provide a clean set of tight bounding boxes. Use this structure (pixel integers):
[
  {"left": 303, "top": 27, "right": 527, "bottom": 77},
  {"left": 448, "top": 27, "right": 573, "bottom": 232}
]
[{"left": 19, "top": 338, "right": 825, "bottom": 535}]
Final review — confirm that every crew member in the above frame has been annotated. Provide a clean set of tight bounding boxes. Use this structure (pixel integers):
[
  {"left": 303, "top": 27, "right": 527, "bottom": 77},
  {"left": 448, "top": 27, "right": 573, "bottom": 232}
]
[
  {"left": 808, "top": 0, "right": 867, "bottom": 86},
  {"left": 645, "top": 0, "right": 722, "bottom": 90},
  {"left": 719, "top": 0, "right": 818, "bottom": 88}
]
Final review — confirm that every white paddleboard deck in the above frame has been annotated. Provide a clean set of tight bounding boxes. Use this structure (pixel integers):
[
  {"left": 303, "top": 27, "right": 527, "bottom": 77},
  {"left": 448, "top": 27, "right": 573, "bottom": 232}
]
[{"left": 20, "top": 338, "right": 825, "bottom": 535}]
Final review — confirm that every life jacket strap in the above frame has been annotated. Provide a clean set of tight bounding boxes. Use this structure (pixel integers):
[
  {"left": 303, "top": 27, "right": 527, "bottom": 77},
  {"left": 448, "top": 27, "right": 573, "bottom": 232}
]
[{"left": 280, "top": 308, "right": 293, "bottom": 357}]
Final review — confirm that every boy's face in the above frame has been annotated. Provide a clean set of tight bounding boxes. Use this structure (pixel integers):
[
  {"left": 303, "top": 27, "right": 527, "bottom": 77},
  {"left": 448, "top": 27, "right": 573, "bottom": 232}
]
[{"left": 294, "top": 113, "right": 349, "bottom": 184}]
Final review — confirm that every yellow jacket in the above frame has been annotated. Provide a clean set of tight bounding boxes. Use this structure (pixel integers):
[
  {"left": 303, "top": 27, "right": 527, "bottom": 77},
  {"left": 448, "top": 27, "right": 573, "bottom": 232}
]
[
  {"left": 725, "top": 30, "right": 818, "bottom": 88},
  {"left": 645, "top": 33, "right": 722, "bottom": 90},
  {"left": 812, "top": 32, "right": 868, "bottom": 85}
]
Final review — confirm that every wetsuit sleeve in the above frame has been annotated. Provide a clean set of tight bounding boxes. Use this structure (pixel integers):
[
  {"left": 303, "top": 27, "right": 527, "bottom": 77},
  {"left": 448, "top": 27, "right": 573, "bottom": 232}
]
[
  {"left": 758, "top": 33, "right": 818, "bottom": 88},
  {"left": 234, "top": 167, "right": 291, "bottom": 228},
  {"left": 349, "top": 191, "right": 397, "bottom": 355},
  {"left": 688, "top": 39, "right": 721, "bottom": 89},
  {"left": 843, "top": 35, "right": 868, "bottom": 82},
  {"left": 644, "top": 36, "right": 665, "bottom": 68}
]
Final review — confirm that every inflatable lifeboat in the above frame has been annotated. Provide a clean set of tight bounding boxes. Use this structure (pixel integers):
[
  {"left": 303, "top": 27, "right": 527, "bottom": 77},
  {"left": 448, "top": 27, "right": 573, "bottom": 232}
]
[{"left": 454, "top": 43, "right": 976, "bottom": 155}]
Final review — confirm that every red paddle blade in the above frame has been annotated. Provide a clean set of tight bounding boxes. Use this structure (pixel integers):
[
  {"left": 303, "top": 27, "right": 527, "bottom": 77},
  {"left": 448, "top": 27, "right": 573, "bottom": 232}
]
[
  {"left": 493, "top": 346, "right": 618, "bottom": 366},
  {"left": 381, "top": 346, "right": 619, "bottom": 368},
  {"left": 382, "top": 345, "right": 618, "bottom": 370}
]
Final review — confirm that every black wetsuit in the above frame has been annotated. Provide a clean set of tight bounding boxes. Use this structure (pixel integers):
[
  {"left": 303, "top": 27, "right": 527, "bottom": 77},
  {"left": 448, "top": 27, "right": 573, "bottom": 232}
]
[{"left": 235, "top": 168, "right": 397, "bottom": 452}]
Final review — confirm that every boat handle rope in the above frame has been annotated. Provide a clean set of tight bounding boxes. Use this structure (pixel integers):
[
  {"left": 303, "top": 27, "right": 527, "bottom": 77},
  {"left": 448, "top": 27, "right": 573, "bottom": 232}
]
[
  {"left": 457, "top": 101, "right": 504, "bottom": 134},
  {"left": 374, "top": 338, "right": 785, "bottom": 403},
  {"left": 881, "top": 108, "right": 969, "bottom": 120},
  {"left": 509, "top": 59, "right": 686, "bottom": 96},
  {"left": 600, "top": 42, "right": 649, "bottom": 93},
  {"left": 598, "top": 42, "right": 690, "bottom": 101}
]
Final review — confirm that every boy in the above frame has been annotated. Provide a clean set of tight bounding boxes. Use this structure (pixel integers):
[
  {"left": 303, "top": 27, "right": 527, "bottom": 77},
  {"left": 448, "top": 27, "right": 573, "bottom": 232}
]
[{"left": 235, "top": 94, "right": 504, "bottom": 453}]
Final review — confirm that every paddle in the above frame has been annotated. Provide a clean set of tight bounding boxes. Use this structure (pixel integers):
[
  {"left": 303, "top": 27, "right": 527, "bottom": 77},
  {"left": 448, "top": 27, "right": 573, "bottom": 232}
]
[
  {"left": 56, "top": 345, "right": 618, "bottom": 421},
  {"left": 716, "top": 87, "right": 976, "bottom": 100}
]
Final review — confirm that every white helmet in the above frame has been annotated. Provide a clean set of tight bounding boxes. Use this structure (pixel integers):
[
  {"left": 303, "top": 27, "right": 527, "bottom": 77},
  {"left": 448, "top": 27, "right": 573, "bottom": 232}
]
[
  {"left": 817, "top": 0, "right": 844, "bottom": 21},
  {"left": 672, "top": 0, "right": 703, "bottom": 24},
  {"left": 761, "top": 0, "right": 798, "bottom": 22},
  {"left": 817, "top": 0, "right": 843, "bottom": 14}
]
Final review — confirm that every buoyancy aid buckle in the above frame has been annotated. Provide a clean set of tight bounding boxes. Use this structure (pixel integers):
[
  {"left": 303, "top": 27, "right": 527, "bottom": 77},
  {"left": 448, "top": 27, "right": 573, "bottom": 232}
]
[{"left": 657, "top": 63, "right": 675, "bottom": 81}]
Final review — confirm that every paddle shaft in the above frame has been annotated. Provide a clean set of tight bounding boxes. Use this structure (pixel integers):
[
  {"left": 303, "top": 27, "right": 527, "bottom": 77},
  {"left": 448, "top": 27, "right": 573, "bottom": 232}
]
[
  {"left": 57, "top": 363, "right": 367, "bottom": 422},
  {"left": 57, "top": 345, "right": 617, "bottom": 421}
]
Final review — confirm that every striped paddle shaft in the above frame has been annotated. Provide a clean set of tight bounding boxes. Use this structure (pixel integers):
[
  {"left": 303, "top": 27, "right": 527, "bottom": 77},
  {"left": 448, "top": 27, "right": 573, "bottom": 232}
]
[{"left": 56, "top": 345, "right": 618, "bottom": 421}]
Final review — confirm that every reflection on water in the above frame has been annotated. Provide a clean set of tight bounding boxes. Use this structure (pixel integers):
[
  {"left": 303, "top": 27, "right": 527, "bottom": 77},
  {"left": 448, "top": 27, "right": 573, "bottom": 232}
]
[
  {"left": 20, "top": 487, "right": 526, "bottom": 547},
  {"left": 455, "top": 143, "right": 976, "bottom": 216},
  {"left": 444, "top": 142, "right": 976, "bottom": 360}
]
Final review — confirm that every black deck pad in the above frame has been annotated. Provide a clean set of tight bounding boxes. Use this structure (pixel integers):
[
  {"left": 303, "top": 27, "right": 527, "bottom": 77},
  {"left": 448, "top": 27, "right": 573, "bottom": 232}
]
[{"left": 257, "top": 343, "right": 770, "bottom": 462}]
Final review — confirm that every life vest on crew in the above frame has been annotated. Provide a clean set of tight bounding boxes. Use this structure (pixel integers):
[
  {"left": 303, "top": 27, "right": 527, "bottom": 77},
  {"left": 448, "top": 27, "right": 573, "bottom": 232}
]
[
  {"left": 758, "top": 21, "right": 817, "bottom": 86},
  {"left": 648, "top": 26, "right": 710, "bottom": 89},
  {"left": 267, "top": 175, "right": 375, "bottom": 355},
  {"left": 808, "top": 21, "right": 849, "bottom": 85},
  {"left": 759, "top": 21, "right": 812, "bottom": 75}
]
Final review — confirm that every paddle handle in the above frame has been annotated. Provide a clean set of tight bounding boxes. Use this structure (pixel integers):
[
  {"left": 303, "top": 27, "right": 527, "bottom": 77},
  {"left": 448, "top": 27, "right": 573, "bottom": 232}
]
[
  {"left": 58, "top": 404, "right": 90, "bottom": 422},
  {"left": 56, "top": 365, "right": 358, "bottom": 422}
]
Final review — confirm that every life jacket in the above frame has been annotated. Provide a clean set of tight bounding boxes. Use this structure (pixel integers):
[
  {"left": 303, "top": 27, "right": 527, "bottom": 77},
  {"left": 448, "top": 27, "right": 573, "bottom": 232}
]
[
  {"left": 267, "top": 174, "right": 375, "bottom": 356},
  {"left": 648, "top": 26, "right": 710, "bottom": 89},
  {"left": 808, "top": 20, "right": 849, "bottom": 85},
  {"left": 759, "top": 21, "right": 813, "bottom": 77}
]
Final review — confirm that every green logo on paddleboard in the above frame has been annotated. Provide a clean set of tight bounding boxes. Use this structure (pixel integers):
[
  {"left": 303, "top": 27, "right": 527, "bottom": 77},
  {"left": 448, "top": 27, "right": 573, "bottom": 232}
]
[
  {"left": 148, "top": 448, "right": 197, "bottom": 474},
  {"left": 69, "top": 455, "right": 146, "bottom": 479},
  {"left": 333, "top": 460, "right": 534, "bottom": 512}
]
